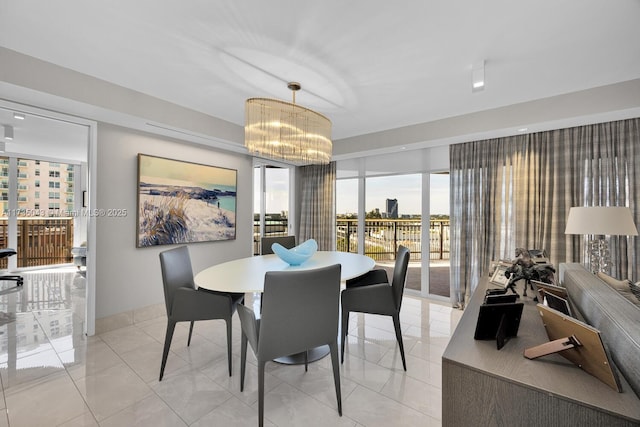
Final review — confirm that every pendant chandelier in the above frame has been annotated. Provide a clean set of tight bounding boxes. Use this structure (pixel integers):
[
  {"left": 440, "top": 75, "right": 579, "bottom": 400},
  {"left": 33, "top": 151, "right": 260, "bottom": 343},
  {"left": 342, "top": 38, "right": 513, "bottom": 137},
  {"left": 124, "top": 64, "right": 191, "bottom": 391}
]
[{"left": 245, "top": 82, "right": 332, "bottom": 166}]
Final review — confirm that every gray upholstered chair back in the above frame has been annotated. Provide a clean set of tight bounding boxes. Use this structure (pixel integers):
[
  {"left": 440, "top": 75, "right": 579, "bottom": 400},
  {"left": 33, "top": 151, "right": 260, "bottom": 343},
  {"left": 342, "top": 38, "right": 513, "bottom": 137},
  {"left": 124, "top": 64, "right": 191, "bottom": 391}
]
[
  {"left": 258, "top": 264, "right": 341, "bottom": 361},
  {"left": 158, "top": 245, "right": 243, "bottom": 381},
  {"left": 260, "top": 235, "right": 296, "bottom": 255},
  {"left": 159, "top": 246, "right": 195, "bottom": 315},
  {"left": 340, "top": 245, "right": 410, "bottom": 371},
  {"left": 238, "top": 263, "right": 343, "bottom": 424},
  {"left": 391, "top": 245, "right": 410, "bottom": 309}
]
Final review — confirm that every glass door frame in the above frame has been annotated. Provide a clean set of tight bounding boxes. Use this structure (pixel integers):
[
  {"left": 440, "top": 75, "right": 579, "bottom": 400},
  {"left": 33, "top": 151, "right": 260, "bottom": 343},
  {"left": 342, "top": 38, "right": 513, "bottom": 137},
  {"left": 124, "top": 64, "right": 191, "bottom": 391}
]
[
  {"left": 253, "top": 159, "right": 296, "bottom": 254},
  {"left": 0, "top": 99, "right": 96, "bottom": 335},
  {"left": 336, "top": 168, "right": 450, "bottom": 301}
]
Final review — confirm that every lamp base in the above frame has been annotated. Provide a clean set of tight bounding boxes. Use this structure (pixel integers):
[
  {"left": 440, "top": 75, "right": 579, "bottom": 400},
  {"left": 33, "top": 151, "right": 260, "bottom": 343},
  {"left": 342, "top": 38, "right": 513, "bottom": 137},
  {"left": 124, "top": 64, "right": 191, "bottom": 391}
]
[{"left": 588, "top": 238, "right": 610, "bottom": 274}]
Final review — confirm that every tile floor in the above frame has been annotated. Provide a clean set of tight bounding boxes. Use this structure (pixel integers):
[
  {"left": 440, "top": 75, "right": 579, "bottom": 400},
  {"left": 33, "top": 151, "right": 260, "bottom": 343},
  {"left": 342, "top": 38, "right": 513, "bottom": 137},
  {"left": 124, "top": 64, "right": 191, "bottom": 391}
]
[{"left": 0, "top": 266, "right": 462, "bottom": 426}]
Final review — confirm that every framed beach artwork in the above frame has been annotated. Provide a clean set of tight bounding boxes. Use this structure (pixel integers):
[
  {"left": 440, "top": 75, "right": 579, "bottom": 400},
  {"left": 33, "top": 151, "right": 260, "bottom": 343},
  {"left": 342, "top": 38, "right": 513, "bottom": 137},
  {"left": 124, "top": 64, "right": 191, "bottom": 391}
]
[{"left": 137, "top": 154, "right": 237, "bottom": 247}]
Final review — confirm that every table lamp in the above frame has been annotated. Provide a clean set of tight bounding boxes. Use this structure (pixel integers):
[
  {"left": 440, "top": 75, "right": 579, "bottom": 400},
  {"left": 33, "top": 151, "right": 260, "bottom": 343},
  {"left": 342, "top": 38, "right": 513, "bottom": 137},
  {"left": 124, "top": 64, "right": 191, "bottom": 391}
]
[{"left": 565, "top": 206, "right": 638, "bottom": 273}]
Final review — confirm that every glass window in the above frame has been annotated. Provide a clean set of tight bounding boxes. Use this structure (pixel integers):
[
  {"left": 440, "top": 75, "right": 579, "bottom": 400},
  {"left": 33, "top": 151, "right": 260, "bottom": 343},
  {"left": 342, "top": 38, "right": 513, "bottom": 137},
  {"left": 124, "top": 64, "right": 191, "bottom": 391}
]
[
  {"left": 253, "top": 165, "right": 291, "bottom": 255},
  {"left": 365, "top": 174, "right": 421, "bottom": 291},
  {"left": 336, "top": 179, "right": 358, "bottom": 253},
  {"left": 429, "top": 172, "right": 450, "bottom": 298}
]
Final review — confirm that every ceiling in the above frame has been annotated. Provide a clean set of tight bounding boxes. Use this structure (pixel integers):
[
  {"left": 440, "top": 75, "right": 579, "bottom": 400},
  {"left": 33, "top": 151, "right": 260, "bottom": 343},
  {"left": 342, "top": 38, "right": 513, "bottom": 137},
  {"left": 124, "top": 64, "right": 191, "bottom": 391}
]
[{"left": 1, "top": 0, "right": 640, "bottom": 159}]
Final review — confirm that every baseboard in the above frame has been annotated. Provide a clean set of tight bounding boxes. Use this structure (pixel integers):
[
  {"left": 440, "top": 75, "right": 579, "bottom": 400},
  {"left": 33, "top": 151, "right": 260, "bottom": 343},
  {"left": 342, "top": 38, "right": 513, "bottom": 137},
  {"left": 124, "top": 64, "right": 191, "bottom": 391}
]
[{"left": 95, "top": 302, "right": 165, "bottom": 334}]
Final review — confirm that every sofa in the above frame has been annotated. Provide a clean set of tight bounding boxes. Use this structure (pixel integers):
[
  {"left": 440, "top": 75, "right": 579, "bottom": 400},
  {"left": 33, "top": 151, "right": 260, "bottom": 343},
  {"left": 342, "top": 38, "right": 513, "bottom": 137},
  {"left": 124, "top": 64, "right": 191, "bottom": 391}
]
[{"left": 560, "top": 263, "right": 640, "bottom": 399}]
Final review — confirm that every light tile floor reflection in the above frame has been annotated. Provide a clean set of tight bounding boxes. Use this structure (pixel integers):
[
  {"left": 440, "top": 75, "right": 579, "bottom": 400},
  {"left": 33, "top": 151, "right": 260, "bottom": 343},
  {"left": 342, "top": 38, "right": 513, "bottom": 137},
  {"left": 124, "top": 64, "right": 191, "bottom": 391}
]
[{"left": 0, "top": 267, "right": 462, "bottom": 426}]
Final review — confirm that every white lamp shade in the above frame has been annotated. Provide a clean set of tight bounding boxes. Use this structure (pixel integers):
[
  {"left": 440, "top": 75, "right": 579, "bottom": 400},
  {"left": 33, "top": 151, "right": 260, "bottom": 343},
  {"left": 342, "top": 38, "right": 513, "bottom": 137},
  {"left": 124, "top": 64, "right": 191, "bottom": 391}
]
[{"left": 565, "top": 207, "right": 638, "bottom": 236}]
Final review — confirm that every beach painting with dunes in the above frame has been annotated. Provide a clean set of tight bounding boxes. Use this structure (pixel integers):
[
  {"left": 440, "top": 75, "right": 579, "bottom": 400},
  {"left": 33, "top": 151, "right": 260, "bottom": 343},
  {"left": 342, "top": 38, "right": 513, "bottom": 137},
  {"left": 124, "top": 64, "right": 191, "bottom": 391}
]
[{"left": 137, "top": 154, "right": 237, "bottom": 247}]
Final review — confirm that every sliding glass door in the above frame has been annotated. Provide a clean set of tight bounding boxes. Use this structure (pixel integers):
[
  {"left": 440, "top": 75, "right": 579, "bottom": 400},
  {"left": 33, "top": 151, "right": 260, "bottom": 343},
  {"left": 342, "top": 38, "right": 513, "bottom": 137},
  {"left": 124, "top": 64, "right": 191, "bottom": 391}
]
[
  {"left": 429, "top": 172, "right": 450, "bottom": 298},
  {"left": 253, "top": 164, "right": 292, "bottom": 254},
  {"left": 364, "top": 174, "right": 422, "bottom": 292},
  {"left": 335, "top": 168, "right": 450, "bottom": 299}
]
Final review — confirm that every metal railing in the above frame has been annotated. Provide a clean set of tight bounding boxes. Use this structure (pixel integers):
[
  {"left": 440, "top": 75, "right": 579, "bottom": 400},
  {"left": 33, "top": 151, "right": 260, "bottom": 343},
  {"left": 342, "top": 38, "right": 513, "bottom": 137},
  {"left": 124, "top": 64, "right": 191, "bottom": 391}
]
[
  {"left": 253, "top": 218, "right": 289, "bottom": 255},
  {"left": 337, "top": 218, "right": 449, "bottom": 261},
  {"left": 0, "top": 218, "right": 74, "bottom": 268},
  {"left": 253, "top": 217, "right": 450, "bottom": 262}
]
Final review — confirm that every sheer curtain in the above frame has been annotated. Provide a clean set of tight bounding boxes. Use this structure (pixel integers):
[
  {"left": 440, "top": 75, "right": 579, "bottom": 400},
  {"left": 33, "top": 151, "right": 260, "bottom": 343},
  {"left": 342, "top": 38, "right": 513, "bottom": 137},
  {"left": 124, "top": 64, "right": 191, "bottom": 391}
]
[
  {"left": 299, "top": 162, "right": 336, "bottom": 250},
  {"left": 450, "top": 118, "right": 640, "bottom": 308}
]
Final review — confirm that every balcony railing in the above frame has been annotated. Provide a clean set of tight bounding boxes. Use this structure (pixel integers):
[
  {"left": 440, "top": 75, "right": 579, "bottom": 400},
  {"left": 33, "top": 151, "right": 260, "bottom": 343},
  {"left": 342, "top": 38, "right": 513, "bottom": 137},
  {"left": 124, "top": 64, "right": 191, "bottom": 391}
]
[
  {"left": 253, "top": 217, "right": 450, "bottom": 262},
  {"left": 253, "top": 218, "right": 289, "bottom": 255},
  {"left": 0, "top": 218, "right": 74, "bottom": 268},
  {"left": 337, "top": 218, "right": 449, "bottom": 261}
]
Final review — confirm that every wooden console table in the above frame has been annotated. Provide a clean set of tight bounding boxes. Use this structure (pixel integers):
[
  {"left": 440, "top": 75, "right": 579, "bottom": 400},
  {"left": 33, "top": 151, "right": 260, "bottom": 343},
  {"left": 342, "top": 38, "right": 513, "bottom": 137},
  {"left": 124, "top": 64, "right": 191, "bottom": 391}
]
[{"left": 442, "top": 278, "right": 640, "bottom": 426}]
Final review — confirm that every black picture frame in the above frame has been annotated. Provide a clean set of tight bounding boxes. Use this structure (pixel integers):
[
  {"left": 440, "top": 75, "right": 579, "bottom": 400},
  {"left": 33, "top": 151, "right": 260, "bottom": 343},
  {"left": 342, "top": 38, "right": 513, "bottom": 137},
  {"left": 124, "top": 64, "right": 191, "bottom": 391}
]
[{"left": 474, "top": 302, "right": 524, "bottom": 350}]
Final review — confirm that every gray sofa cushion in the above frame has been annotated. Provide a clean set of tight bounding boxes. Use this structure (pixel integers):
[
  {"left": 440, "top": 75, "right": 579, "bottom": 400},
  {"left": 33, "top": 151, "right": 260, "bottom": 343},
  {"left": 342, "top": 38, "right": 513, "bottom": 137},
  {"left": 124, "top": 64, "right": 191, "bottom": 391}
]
[
  {"left": 562, "top": 263, "right": 640, "bottom": 398},
  {"left": 631, "top": 282, "right": 640, "bottom": 300},
  {"left": 597, "top": 272, "right": 640, "bottom": 306}
]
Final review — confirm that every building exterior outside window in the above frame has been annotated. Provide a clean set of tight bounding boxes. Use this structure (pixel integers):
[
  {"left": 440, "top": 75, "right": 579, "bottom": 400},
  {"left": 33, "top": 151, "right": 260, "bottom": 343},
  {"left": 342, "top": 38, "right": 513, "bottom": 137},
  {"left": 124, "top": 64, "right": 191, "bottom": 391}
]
[
  {"left": 386, "top": 198, "right": 398, "bottom": 219},
  {"left": 0, "top": 158, "right": 75, "bottom": 215}
]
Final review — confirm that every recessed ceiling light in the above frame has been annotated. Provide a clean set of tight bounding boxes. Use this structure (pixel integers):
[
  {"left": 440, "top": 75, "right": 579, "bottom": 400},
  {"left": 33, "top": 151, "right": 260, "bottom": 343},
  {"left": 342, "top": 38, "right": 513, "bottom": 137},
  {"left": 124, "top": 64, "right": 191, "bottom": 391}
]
[
  {"left": 13, "top": 113, "right": 25, "bottom": 120},
  {"left": 472, "top": 60, "right": 485, "bottom": 92},
  {"left": 3, "top": 125, "right": 13, "bottom": 140}
]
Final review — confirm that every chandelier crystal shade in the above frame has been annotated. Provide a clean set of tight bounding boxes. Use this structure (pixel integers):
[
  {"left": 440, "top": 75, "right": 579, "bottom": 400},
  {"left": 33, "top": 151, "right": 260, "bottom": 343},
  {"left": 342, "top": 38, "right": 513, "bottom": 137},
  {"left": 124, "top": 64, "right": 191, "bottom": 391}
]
[{"left": 245, "top": 82, "right": 332, "bottom": 166}]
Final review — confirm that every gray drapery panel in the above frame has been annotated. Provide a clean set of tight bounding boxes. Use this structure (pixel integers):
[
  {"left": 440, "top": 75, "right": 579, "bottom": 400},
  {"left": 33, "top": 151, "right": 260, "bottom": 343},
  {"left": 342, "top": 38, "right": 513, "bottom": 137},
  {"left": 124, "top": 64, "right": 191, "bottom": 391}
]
[
  {"left": 299, "top": 162, "right": 336, "bottom": 251},
  {"left": 579, "top": 119, "right": 640, "bottom": 279},
  {"left": 450, "top": 118, "right": 640, "bottom": 308},
  {"left": 449, "top": 136, "right": 525, "bottom": 308}
]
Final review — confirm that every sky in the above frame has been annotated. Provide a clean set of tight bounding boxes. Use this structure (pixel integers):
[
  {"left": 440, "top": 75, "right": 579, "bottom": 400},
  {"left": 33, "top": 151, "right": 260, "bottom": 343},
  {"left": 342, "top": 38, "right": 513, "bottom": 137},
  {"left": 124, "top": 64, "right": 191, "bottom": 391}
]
[
  {"left": 256, "top": 168, "right": 450, "bottom": 216},
  {"left": 344, "top": 173, "right": 450, "bottom": 216},
  {"left": 139, "top": 154, "right": 237, "bottom": 189}
]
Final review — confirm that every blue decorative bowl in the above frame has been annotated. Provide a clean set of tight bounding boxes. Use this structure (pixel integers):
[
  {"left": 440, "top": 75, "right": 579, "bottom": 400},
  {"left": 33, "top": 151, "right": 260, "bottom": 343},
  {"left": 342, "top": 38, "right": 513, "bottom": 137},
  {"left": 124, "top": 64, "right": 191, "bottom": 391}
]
[{"left": 271, "top": 238, "right": 318, "bottom": 266}]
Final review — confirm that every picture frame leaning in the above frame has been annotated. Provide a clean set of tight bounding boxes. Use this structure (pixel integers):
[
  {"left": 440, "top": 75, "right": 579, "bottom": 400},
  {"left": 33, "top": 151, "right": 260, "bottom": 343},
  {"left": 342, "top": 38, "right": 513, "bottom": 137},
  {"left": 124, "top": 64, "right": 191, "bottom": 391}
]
[
  {"left": 136, "top": 154, "right": 237, "bottom": 247},
  {"left": 490, "top": 263, "right": 510, "bottom": 288}
]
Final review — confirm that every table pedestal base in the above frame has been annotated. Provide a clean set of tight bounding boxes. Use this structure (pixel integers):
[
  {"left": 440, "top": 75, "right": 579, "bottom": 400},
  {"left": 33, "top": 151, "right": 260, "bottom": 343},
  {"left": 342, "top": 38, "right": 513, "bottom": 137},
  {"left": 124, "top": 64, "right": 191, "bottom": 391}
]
[{"left": 273, "top": 345, "right": 330, "bottom": 365}]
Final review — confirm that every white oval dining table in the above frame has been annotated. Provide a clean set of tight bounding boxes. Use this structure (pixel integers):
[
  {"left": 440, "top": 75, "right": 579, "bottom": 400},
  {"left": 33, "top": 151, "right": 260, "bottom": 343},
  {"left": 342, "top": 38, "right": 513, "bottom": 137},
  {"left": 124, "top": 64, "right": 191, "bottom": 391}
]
[
  {"left": 194, "top": 251, "right": 375, "bottom": 365},
  {"left": 194, "top": 251, "right": 375, "bottom": 294}
]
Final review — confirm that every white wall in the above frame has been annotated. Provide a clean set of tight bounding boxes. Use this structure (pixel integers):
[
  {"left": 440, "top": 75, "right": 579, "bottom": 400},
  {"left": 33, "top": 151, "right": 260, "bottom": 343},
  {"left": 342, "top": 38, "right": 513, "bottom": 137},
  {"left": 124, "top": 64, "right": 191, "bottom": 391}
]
[
  {"left": 95, "top": 123, "right": 253, "bottom": 319},
  {"left": 337, "top": 145, "right": 450, "bottom": 178}
]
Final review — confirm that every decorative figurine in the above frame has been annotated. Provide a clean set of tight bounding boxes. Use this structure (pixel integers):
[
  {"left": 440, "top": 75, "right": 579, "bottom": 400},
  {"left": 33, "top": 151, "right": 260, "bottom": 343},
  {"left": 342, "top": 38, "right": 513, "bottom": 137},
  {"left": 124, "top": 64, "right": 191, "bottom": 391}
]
[{"left": 504, "top": 248, "right": 555, "bottom": 297}]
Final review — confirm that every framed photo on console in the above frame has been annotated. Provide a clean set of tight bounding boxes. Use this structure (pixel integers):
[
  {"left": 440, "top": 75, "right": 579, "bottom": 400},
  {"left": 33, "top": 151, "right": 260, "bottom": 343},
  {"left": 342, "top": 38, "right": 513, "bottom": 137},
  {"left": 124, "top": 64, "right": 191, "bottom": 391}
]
[{"left": 490, "top": 264, "right": 510, "bottom": 288}]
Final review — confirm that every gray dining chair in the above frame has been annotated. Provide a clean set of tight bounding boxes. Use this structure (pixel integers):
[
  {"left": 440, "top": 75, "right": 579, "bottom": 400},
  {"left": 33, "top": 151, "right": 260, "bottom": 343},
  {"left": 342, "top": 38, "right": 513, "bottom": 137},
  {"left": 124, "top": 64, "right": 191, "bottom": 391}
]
[
  {"left": 341, "top": 245, "right": 410, "bottom": 370},
  {"left": 238, "top": 264, "right": 342, "bottom": 427},
  {"left": 260, "top": 235, "right": 296, "bottom": 255},
  {"left": 158, "top": 246, "right": 244, "bottom": 381}
]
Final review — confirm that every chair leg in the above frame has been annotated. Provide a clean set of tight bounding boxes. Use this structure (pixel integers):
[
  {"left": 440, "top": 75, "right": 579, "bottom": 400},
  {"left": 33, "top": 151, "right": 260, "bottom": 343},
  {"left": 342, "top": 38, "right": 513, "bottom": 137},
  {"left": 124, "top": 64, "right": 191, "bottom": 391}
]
[
  {"left": 304, "top": 350, "right": 308, "bottom": 372},
  {"left": 159, "top": 320, "right": 176, "bottom": 381},
  {"left": 226, "top": 318, "right": 233, "bottom": 377},
  {"left": 329, "top": 341, "right": 343, "bottom": 416},
  {"left": 187, "top": 320, "right": 195, "bottom": 346},
  {"left": 258, "top": 360, "right": 266, "bottom": 427},
  {"left": 240, "top": 332, "right": 247, "bottom": 392},
  {"left": 392, "top": 313, "right": 407, "bottom": 371},
  {"left": 340, "top": 309, "right": 349, "bottom": 363}
]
